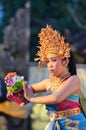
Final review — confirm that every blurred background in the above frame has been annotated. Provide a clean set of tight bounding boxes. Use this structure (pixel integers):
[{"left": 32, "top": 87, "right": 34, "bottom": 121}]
[{"left": 0, "top": 0, "right": 86, "bottom": 130}]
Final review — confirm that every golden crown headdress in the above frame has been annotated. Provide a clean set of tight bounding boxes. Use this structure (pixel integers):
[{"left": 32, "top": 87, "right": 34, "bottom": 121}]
[{"left": 35, "top": 25, "right": 71, "bottom": 67}]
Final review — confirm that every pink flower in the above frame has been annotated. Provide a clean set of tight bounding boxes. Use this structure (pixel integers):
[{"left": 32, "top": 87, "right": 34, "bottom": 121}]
[{"left": 5, "top": 77, "right": 15, "bottom": 86}]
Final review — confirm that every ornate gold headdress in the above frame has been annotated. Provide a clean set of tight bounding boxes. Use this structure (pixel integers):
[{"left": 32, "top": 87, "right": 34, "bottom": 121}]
[{"left": 35, "top": 25, "right": 71, "bottom": 67}]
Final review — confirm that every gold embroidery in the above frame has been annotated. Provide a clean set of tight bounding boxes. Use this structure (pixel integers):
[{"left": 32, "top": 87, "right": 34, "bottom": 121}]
[{"left": 65, "top": 118, "right": 80, "bottom": 129}]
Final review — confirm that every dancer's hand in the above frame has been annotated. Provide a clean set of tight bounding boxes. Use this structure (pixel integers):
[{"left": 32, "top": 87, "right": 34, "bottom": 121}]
[
  {"left": 22, "top": 82, "right": 34, "bottom": 101},
  {"left": 6, "top": 92, "right": 14, "bottom": 99}
]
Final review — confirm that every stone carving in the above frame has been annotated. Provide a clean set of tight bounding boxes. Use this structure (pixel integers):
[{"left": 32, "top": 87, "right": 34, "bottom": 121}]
[{"left": 0, "top": 2, "right": 30, "bottom": 80}]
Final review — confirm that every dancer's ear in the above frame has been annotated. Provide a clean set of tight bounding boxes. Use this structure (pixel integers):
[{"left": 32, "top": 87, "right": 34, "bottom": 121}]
[{"left": 62, "top": 58, "right": 69, "bottom": 67}]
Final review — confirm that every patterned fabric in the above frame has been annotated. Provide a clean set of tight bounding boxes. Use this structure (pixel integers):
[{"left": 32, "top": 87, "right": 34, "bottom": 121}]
[
  {"left": 45, "top": 113, "right": 86, "bottom": 130},
  {"left": 45, "top": 90, "right": 86, "bottom": 129},
  {"left": 57, "top": 99, "right": 80, "bottom": 111}
]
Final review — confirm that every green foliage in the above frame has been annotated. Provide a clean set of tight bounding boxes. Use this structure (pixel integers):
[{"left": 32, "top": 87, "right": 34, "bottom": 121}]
[{"left": 7, "top": 80, "right": 24, "bottom": 92}]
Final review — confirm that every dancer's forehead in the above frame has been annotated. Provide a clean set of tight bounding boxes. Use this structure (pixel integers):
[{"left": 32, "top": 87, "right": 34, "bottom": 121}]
[{"left": 47, "top": 53, "right": 60, "bottom": 60}]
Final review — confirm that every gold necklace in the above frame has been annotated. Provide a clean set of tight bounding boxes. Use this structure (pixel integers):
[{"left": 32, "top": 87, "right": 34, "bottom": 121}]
[{"left": 50, "top": 72, "right": 70, "bottom": 92}]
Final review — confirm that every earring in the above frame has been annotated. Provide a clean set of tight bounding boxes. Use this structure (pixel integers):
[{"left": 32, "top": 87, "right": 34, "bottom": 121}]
[
  {"left": 64, "top": 64, "right": 67, "bottom": 67},
  {"left": 63, "top": 63, "right": 67, "bottom": 67}
]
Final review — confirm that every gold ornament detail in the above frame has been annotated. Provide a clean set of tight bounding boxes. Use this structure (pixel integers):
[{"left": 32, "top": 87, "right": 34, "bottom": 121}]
[
  {"left": 50, "top": 72, "right": 70, "bottom": 92},
  {"left": 34, "top": 25, "right": 71, "bottom": 67}
]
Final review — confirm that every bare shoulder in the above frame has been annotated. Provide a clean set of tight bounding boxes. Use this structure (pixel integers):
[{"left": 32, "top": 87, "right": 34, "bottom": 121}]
[
  {"left": 60, "top": 75, "right": 81, "bottom": 95},
  {"left": 68, "top": 75, "right": 80, "bottom": 83},
  {"left": 66, "top": 75, "right": 80, "bottom": 91}
]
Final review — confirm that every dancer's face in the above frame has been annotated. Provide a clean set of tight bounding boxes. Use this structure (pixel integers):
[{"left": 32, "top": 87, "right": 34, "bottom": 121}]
[{"left": 47, "top": 54, "right": 67, "bottom": 77}]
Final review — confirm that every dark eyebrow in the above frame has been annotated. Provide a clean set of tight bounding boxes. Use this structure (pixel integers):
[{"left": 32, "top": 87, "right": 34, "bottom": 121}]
[{"left": 50, "top": 57, "right": 56, "bottom": 60}]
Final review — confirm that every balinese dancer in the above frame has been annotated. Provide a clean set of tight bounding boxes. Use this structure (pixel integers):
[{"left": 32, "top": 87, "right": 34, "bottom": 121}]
[{"left": 7, "top": 25, "right": 86, "bottom": 129}]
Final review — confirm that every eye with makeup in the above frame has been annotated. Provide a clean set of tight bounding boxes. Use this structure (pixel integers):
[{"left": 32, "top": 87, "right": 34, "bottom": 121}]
[
  {"left": 51, "top": 58, "right": 57, "bottom": 62},
  {"left": 46, "top": 57, "right": 57, "bottom": 64}
]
